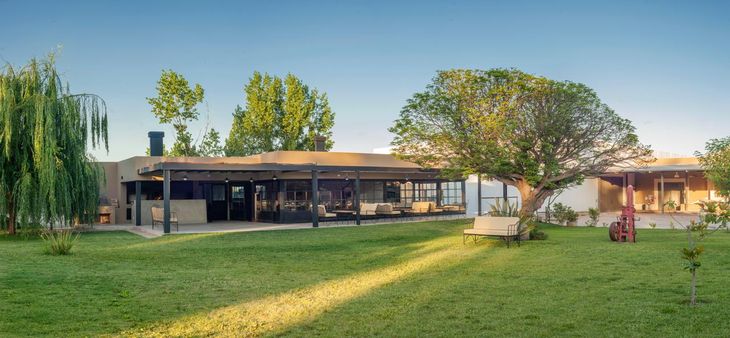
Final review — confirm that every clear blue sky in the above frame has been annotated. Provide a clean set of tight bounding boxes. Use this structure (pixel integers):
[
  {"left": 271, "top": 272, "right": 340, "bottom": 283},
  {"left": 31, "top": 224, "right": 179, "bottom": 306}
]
[{"left": 2, "top": 0, "right": 728, "bottom": 161}]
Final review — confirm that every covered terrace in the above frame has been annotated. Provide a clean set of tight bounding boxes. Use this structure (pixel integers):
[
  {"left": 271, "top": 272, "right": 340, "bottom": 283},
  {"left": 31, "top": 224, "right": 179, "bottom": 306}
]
[{"left": 129, "top": 151, "right": 466, "bottom": 234}]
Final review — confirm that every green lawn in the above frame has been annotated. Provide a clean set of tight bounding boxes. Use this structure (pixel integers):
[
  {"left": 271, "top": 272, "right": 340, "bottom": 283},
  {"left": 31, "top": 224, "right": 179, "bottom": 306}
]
[{"left": 2, "top": 220, "right": 730, "bottom": 337}]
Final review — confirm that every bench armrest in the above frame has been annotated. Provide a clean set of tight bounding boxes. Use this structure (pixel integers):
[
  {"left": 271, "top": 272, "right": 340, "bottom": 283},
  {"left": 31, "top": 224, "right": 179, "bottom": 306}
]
[{"left": 508, "top": 222, "right": 518, "bottom": 236}]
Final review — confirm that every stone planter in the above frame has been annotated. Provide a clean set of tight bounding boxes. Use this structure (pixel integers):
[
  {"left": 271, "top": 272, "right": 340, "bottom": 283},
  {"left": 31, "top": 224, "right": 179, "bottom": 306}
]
[{"left": 567, "top": 220, "right": 577, "bottom": 227}]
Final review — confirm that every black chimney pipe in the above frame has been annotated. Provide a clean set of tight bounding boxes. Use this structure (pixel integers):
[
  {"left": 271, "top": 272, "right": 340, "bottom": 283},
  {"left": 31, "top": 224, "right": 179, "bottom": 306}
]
[
  {"left": 148, "top": 131, "right": 165, "bottom": 156},
  {"left": 314, "top": 135, "right": 327, "bottom": 152}
]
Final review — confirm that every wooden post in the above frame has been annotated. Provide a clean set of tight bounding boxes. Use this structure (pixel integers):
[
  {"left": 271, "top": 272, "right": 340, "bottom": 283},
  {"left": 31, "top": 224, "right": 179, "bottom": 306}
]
[
  {"left": 477, "top": 174, "right": 482, "bottom": 216},
  {"left": 312, "top": 169, "right": 319, "bottom": 228},
  {"left": 660, "top": 173, "right": 665, "bottom": 213},
  {"left": 685, "top": 171, "right": 689, "bottom": 211},
  {"left": 502, "top": 182, "right": 508, "bottom": 201},
  {"left": 134, "top": 181, "right": 142, "bottom": 226},
  {"left": 461, "top": 180, "right": 467, "bottom": 210},
  {"left": 355, "top": 171, "right": 361, "bottom": 225},
  {"left": 163, "top": 170, "right": 171, "bottom": 234}
]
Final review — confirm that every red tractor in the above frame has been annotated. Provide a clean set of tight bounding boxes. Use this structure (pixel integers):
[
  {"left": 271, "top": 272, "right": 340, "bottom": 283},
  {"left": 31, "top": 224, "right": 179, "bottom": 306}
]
[{"left": 609, "top": 185, "right": 637, "bottom": 243}]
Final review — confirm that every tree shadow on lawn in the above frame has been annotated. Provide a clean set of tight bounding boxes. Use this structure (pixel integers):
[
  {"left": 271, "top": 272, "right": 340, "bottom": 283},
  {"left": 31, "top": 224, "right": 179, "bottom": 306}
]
[
  {"left": 0, "top": 219, "right": 474, "bottom": 336},
  {"left": 117, "top": 230, "right": 508, "bottom": 337},
  {"left": 279, "top": 226, "right": 730, "bottom": 337}
]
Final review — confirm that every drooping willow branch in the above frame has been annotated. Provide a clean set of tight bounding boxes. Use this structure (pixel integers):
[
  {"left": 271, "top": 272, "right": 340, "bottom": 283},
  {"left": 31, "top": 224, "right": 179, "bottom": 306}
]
[{"left": 0, "top": 57, "right": 108, "bottom": 232}]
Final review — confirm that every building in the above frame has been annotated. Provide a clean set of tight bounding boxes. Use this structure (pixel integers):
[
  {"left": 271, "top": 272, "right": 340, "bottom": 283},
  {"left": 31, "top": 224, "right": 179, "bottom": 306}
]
[
  {"left": 469, "top": 157, "right": 716, "bottom": 215},
  {"left": 97, "top": 133, "right": 467, "bottom": 233}
]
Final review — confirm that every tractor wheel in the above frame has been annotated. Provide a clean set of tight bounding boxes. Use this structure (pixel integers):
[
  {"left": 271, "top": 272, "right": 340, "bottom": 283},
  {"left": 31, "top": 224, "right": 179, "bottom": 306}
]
[{"left": 609, "top": 222, "right": 619, "bottom": 241}]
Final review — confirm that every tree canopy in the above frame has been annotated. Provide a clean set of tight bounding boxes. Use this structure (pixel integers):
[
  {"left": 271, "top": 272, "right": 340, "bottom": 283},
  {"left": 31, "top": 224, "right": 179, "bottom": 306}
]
[
  {"left": 225, "top": 72, "right": 334, "bottom": 156},
  {"left": 390, "top": 69, "right": 652, "bottom": 215},
  {"left": 147, "top": 70, "right": 205, "bottom": 156},
  {"left": 696, "top": 137, "right": 730, "bottom": 198},
  {"left": 0, "top": 57, "right": 108, "bottom": 234}
]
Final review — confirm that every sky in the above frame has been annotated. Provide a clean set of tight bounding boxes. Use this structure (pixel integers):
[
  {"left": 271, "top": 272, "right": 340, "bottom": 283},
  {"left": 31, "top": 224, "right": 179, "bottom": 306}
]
[{"left": 1, "top": 0, "right": 729, "bottom": 161}]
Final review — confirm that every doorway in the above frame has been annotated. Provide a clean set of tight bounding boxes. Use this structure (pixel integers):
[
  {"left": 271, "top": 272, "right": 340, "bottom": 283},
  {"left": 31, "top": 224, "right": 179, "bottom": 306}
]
[
  {"left": 657, "top": 181, "right": 685, "bottom": 211},
  {"left": 205, "top": 183, "right": 228, "bottom": 221},
  {"left": 230, "top": 183, "right": 248, "bottom": 221}
]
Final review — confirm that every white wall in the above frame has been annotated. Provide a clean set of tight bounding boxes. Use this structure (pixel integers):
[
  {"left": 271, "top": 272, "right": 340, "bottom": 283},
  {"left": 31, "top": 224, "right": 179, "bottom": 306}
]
[
  {"left": 465, "top": 175, "right": 520, "bottom": 216},
  {"left": 464, "top": 175, "right": 599, "bottom": 215},
  {"left": 537, "top": 178, "right": 599, "bottom": 213}
]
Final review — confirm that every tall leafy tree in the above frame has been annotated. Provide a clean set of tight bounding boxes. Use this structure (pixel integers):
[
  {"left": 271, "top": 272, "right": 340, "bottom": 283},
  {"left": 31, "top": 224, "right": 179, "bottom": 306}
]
[
  {"left": 198, "top": 128, "right": 224, "bottom": 157},
  {"left": 0, "top": 57, "right": 108, "bottom": 235},
  {"left": 225, "top": 72, "right": 334, "bottom": 156},
  {"left": 147, "top": 70, "right": 204, "bottom": 156},
  {"left": 696, "top": 137, "right": 730, "bottom": 199},
  {"left": 390, "top": 69, "right": 652, "bottom": 216}
]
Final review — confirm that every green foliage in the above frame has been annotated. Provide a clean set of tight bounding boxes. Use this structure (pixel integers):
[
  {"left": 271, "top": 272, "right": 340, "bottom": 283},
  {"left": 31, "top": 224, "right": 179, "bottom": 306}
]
[
  {"left": 529, "top": 227, "right": 548, "bottom": 240},
  {"left": 551, "top": 203, "right": 576, "bottom": 225},
  {"left": 146, "top": 70, "right": 205, "bottom": 156},
  {"left": 41, "top": 229, "right": 79, "bottom": 255},
  {"left": 668, "top": 200, "right": 729, "bottom": 305},
  {"left": 389, "top": 69, "right": 652, "bottom": 216},
  {"left": 587, "top": 207, "right": 600, "bottom": 227},
  {"left": 648, "top": 222, "right": 657, "bottom": 229},
  {"left": 0, "top": 56, "right": 108, "bottom": 235},
  {"left": 198, "top": 128, "right": 224, "bottom": 157},
  {"left": 488, "top": 199, "right": 519, "bottom": 217},
  {"left": 696, "top": 137, "right": 730, "bottom": 198},
  {"left": 225, "top": 72, "right": 335, "bottom": 156}
]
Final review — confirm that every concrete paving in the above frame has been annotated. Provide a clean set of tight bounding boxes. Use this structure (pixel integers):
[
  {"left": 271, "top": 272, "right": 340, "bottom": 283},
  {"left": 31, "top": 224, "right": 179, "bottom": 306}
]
[
  {"left": 576, "top": 212, "right": 701, "bottom": 229},
  {"left": 94, "top": 214, "right": 469, "bottom": 238}
]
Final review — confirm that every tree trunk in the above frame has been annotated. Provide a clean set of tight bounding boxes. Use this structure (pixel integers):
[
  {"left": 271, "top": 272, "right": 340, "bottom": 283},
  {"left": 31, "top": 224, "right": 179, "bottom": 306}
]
[
  {"left": 515, "top": 182, "right": 553, "bottom": 218},
  {"left": 690, "top": 269, "right": 697, "bottom": 306},
  {"left": 7, "top": 199, "right": 16, "bottom": 235}
]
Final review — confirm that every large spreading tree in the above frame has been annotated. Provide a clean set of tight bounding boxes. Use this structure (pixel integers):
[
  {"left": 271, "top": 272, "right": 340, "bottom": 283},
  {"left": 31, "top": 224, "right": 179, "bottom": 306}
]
[
  {"left": 225, "top": 72, "right": 334, "bottom": 156},
  {"left": 0, "top": 57, "right": 108, "bottom": 235},
  {"left": 390, "top": 69, "right": 652, "bottom": 216}
]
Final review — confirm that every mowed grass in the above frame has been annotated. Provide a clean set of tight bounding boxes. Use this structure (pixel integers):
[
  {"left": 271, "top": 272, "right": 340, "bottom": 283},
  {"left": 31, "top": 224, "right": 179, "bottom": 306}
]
[{"left": 2, "top": 220, "right": 730, "bottom": 337}]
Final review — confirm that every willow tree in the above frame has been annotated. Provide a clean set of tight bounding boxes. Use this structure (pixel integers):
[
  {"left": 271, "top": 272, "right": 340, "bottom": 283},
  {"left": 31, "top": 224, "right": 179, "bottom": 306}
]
[
  {"left": 390, "top": 69, "right": 652, "bottom": 216},
  {"left": 0, "top": 57, "right": 108, "bottom": 235}
]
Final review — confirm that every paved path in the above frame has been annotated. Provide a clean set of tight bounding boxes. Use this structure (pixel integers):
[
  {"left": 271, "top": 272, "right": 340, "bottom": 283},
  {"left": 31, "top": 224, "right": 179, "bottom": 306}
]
[
  {"left": 576, "top": 212, "right": 701, "bottom": 229},
  {"left": 93, "top": 215, "right": 468, "bottom": 238}
]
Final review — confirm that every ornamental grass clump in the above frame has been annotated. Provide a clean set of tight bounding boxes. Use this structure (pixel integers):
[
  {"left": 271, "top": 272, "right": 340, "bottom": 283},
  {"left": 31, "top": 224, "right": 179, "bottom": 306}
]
[{"left": 41, "top": 229, "right": 79, "bottom": 255}]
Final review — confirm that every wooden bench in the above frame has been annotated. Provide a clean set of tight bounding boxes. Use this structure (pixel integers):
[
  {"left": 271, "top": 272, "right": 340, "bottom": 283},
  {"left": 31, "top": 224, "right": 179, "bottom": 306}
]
[
  {"left": 151, "top": 206, "right": 179, "bottom": 231},
  {"left": 463, "top": 216, "right": 521, "bottom": 247}
]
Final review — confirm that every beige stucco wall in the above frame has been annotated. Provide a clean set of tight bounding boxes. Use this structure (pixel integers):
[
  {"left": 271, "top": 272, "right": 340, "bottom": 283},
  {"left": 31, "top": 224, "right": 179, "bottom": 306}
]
[{"left": 131, "top": 199, "right": 208, "bottom": 225}]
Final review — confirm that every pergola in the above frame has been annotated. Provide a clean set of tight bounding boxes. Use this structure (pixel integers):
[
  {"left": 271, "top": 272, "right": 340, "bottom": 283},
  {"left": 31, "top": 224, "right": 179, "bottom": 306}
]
[{"left": 133, "top": 159, "right": 449, "bottom": 234}]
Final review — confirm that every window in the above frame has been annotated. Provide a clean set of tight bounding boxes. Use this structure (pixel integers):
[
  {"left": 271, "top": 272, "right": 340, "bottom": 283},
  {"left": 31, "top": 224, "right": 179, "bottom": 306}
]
[
  {"left": 415, "top": 182, "right": 438, "bottom": 202},
  {"left": 441, "top": 181, "right": 463, "bottom": 205},
  {"left": 212, "top": 185, "right": 226, "bottom": 201},
  {"left": 385, "top": 181, "right": 401, "bottom": 204},
  {"left": 319, "top": 180, "right": 354, "bottom": 210},
  {"left": 359, "top": 181, "right": 384, "bottom": 203},
  {"left": 283, "top": 181, "right": 312, "bottom": 212}
]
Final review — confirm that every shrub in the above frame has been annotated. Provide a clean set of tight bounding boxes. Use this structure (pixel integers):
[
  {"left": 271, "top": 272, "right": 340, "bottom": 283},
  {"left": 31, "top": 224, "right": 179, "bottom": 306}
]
[
  {"left": 565, "top": 209, "right": 578, "bottom": 223},
  {"left": 586, "top": 208, "right": 600, "bottom": 227},
  {"left": 489, "top": 199, "right": 519, "bottom": 217},
  {"left": 648, "top": 222, "right": 657, "bottom": 229},
  {"left": 530, "top": 227, "right": 548, "bottom": 240},
  {"left": 41, "top": 230, "right": 79, "bottom": 255},
  {"left": 552, "top": 203, "right": 577, "bottom": 225}
]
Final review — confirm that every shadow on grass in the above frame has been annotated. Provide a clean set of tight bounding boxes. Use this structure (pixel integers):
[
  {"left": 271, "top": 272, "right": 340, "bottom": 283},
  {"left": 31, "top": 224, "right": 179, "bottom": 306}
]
[{"left": 118, "top": 233, "right": 508, "bottom": 337}]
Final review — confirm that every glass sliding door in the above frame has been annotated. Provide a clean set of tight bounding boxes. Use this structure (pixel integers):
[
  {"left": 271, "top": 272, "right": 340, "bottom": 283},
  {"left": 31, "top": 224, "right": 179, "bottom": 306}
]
[{"left": 230, "top": 184, "right": 247, "bottom": 221}]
